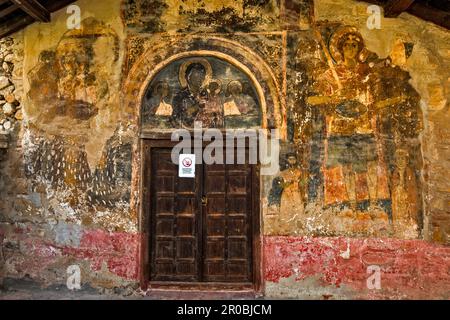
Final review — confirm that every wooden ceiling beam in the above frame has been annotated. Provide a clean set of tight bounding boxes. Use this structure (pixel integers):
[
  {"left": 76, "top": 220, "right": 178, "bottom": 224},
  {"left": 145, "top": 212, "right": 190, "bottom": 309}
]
[
  {"left": 384, "top": 0, "right": 415, "bottom": 17},
  {"left": 10, "top": 0, "right": 50, "bottom": 22},
  {"left": 44, "top": 0, "right": 78, "bottom": 12},
  {"left": 408, "top": 1, "right": 450, "bottom": 30},
  {"left": 0, "top": 14, "right": 34, "bottom": 38},
  {"left": 0, "top": 4, "right": 19, "bottom": 19},
  {"left": 0, "top": 0, "right": 78, "bottom": 38},
  {"left": 356, "top": 0, "right": 449, "bottom": 30}
]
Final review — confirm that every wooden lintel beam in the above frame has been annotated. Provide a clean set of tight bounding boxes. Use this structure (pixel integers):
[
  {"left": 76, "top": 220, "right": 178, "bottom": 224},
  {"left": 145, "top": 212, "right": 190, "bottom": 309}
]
[
  {"left": 384, "top": 0, "right": 416, "bottom": 17},
  {"left": 10, "top": 0, "right": 50, "bottom": 22}
]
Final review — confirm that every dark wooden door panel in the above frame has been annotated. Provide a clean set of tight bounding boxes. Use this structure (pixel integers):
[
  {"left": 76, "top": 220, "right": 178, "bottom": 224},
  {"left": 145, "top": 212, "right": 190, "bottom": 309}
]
[
  {"left": 203, "top": 149, "right": 253, "bottom": 282},
  {"left": 150, "top": 145, "right": 254, "bottom": 284},
  {"left": 150, "top": 148, "right": 201, "bottom": 282}
]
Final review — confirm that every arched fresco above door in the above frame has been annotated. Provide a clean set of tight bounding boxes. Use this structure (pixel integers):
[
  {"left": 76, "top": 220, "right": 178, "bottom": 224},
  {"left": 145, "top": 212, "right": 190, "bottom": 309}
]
[{"left": 141, "top": 56, "right": 261, "bottom": 129}]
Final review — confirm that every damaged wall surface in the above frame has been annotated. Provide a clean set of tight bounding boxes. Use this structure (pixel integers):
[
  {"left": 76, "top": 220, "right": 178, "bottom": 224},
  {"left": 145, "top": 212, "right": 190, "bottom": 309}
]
[{"left": 0, "top": 0, "right": 449, "bottom": 298}]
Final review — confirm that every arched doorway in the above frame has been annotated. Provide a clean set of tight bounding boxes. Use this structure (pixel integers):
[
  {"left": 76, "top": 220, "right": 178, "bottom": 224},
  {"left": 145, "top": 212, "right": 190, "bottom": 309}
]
[{"left": 135, "top": 51, "right": 270, "bottom": 291}]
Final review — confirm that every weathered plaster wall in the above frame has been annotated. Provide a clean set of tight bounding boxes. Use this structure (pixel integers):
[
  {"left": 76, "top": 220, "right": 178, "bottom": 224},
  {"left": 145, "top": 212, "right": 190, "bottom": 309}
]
[
  {"left": 265, "top": 237, "right": 450, "bottom": 299},
  {"left": 264, "top": 0, "right": 450, "bottom": 299},
  {"left": 0, "top": 0, "right": 139, "bottom": 290},
  {"left": 0, "top": 0, "right": 448, "bottom": 299}
]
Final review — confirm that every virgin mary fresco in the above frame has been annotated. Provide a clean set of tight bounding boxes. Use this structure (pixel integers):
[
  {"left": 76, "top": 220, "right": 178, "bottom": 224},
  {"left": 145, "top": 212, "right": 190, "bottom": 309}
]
[{"left": 141, "top": 57, "right": 261, "bottom": 129}]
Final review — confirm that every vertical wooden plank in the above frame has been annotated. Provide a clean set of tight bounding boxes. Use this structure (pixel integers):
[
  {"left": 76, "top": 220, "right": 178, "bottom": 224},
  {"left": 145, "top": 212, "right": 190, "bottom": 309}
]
[
  {"left": 198, "top": 158, "right": 204, "bottom": 281},
  {"left": 140, "top": 139, "right": 150, "bottom": 289},
  {"left": 252, "top": 162, "right": 262, "bottom": 292}
]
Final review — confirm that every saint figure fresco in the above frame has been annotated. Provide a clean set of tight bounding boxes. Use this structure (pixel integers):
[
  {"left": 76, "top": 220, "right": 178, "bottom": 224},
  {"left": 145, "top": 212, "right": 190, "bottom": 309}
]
[
  {"left": 391, "top": 148, "right": 420, "bottom": 237},
  {"left": 268, "top": 153, "right": 306, "bottom": 234},
  {"left": 280, "top": 25, "right": 424, "bottom": 237},
  {"left": 142, "top": 81, "right": 173, "bottom": 127},
  {"left": 27, "top": 18, "right": 119, "bottom": 131}
]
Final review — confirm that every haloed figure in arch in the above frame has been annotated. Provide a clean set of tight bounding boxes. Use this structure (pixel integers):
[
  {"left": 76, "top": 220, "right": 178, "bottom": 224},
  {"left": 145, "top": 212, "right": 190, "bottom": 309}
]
[
  {"left": 149, "top": 81, "right": 173, "bottom": 116},
  {"left": 172, "top": 59, "right": 211, "bottom": 127}
]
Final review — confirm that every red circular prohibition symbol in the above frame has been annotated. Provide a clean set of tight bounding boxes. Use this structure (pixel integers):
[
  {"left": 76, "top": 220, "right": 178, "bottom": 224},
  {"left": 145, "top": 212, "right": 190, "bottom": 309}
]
[{"left": 182, "top": 157, "right": 192, "bottom": 167}]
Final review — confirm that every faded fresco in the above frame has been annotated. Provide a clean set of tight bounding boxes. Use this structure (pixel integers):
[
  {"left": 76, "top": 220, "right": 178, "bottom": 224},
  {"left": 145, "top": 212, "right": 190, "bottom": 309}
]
[
  {"left": 27, "top": 17, "right": 120, "bottom": 133},
  {"left": 123, "top": 0, "right": 301, "bottom": 33},
  {"left": 15, "top": 1, "right": 427, "bottom": 258},
  {"left": 141, "top": 57, "right": 261, "bottom": 129},
  {"left": 22, "top": 17, "right": 134, "bottom": 231},
  {"left": 2, "top": 0, "right": 447, "bottom": 298},
  {"left": 266, "top": 26, "right": 424, "bottom": 239}
]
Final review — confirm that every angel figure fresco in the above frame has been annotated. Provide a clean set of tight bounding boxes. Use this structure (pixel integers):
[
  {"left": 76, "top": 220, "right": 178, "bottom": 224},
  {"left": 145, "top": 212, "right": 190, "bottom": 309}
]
[
  {"left": 224, "top": 80, "right": 258, "bottom": 115},
  {"left": 306, "top": 26, "right": 407, "bottom": 214},
  {"left": 224, "top": 80, "right": 244, "bottom": 116},
  {"left": 144, "top": 81, "right": 173, "bottom": 115},
  {"left": 152, "top": 81, "right": 173, "bottom": 116},
  {"left": 224, "top": 80, "right": 259, "bottom": 127}
]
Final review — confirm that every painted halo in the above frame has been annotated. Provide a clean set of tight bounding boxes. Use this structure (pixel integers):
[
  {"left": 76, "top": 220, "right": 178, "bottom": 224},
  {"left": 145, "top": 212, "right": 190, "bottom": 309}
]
[
  {"left": 226, "top": 80, "right": 243, "bottom": 95},
  {"left": 207, "top": 79, "right": 222, "bottom": 95},
  {"left": 328, "top": 26, "right": 368, "bottom": 63},
  {"left": 178, "top": 57, "right": 213, "bottom": 88}
]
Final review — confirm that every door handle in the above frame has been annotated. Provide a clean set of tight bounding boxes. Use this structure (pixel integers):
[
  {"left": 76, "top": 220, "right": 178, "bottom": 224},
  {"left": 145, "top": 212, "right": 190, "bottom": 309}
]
[{"left": 201, "top": 196, "right": 208, "bottom": 205}]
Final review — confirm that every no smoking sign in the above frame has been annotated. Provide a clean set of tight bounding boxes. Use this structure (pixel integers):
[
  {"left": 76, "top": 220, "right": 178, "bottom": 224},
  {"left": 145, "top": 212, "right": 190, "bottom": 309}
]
[{"left": 179, "top": 154, "right": 195, "bottom": 178}]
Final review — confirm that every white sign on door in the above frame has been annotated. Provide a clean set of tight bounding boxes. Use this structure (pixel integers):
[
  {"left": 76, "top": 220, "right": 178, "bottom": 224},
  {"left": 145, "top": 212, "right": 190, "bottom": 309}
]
[{"left": 179, "top": 154, "right": 195, "bottom": 178}]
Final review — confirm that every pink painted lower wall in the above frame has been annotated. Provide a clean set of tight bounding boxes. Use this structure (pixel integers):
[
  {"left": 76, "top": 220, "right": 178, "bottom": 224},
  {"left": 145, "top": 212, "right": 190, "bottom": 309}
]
[
  {"left": 61, "top": 230, "right": 140, "bottom": 280},
  {"left": 3, "top": 224, "right": 450, "bottom": 299},
  {"left": 264, "top": 236, "right": 450, "bottom": 299},
  {"left": 1, "top": 226, "right": 140, "bottom": 285}
]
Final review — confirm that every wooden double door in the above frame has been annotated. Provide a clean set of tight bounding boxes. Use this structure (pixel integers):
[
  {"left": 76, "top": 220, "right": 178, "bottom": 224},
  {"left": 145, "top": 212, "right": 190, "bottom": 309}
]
[{"left": 148, "top": 144, "right": 258, "bottom": 286}]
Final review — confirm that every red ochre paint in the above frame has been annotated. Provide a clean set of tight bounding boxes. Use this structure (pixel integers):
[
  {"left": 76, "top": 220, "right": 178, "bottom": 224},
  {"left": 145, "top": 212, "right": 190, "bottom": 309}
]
[
  {"left": 62, "top": 230, "right": 140, "bottom": 280},
  {"left": 264, "top": 236, "right": 450, "bottom": 298},
  {"left": 5, "top": 224, "right": 449, "bottom": 298},
  {"left": 6, "top": 228, "right": 140, "bottom": 280}
]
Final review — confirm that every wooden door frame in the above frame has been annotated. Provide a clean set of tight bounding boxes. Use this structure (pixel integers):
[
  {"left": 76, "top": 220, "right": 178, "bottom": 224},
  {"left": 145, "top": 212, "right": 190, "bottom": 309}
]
[{"left": 139, "top": 132, "right": 262, "bottom": 294}]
